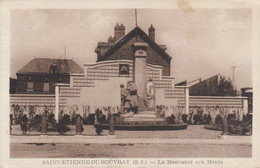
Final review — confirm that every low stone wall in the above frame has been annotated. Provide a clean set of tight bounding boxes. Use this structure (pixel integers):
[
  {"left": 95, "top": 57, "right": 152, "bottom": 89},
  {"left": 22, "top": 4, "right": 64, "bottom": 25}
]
[
  {"left": 189, "top": 96, "right": 245, "bottom": 107},
  {"left": 161, "top": 95, "right": 248, "bottom": 122},
  {"left": 10, "top": 94, "right": 57, "bottom": 107}
]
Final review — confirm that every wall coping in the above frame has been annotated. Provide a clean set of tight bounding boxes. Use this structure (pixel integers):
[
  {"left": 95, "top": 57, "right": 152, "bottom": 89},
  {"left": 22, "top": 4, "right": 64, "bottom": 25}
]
[
  {"left": 55, "top": 83, "right": 70, "bottom": 87},
  {"left": 70, "top": 73, "right": 85, "bottom": 76},
  {"left": 84, "top": 60, "right": 133, "bottom": 66},
  {"left": 162, "top": 76, "right": 175, "bottom": 79},
  {"left": 190, "top": 96, "right": 248, "bottom": 99},
  {"left": 175, "top": 86, "right": 189, "bottom": 89},
  {"left": 10, "top": 94, "right": 55, "bottom": 97},
  {"left": 84, "top": 60, "right": 163, "bottom": 69}
]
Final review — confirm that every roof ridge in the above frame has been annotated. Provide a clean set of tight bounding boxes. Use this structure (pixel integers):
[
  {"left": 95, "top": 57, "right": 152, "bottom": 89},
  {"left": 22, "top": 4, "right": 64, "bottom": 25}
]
[{"left": 34, "top": 58, "right": 73, "bottom": 60}]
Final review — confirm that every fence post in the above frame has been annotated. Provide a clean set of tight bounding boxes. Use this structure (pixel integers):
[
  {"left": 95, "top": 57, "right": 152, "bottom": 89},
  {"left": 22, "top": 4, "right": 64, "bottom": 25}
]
[
  {"left": 222, "top": 115, "right": 229, "bottom": 135},
  {"left": 109, "top": 115, "right": 115, "bottom": 135},
  {"left": 76, "top": 115, "right": 82, "bottom": 135},
  {"left": 185, "top": 87, "right": 189, "bottom": 115},
  {"left": 243, "top": 98, "right": 248, "bottom": 115},
  {"left": 41, "top": 116, "right": 47, "bottom": 135},
  {"left": 55, "top": 85, "right": 60, "bottom": 123}
]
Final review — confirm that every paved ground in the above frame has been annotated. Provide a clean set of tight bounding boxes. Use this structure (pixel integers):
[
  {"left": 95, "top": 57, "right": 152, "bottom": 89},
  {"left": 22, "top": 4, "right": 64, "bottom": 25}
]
[
  {"left": 11, "top": 124, "right": 222, "bottom": 139},
  {"left": 10, "top": 143, "right": 251, "bottom": 158},
  {"left": 10, "top": 125, "right": 252, "bottom": 158}
]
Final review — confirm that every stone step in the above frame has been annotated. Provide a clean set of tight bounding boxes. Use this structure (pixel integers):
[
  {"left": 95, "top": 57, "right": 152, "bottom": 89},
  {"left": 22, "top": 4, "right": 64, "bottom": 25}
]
[
  {"left": 133, "top": 114, "right": 157, "bottom": 118},
  {"left": 137, "top": 111, "right": 159, "bottom": 114},
  {"left": 123, "top": 117, "right": 166, "bottom": 122}
]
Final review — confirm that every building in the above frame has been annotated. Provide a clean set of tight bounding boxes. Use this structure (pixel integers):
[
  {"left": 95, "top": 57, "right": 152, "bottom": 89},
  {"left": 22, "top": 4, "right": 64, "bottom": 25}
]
[
  {"left": 189, "top": 74, "right": 233, "bottom": 96},
  {"left": 241, "top": 87, "right": 253, "bottom": 113},
  {"left": 11, "top": 24, "right": 249, "bottom": 119},
  {"left": 95, "top": 24, "right": 172, "bottom": 76},
  {"left": 10, "top": 77, "right": 17, "bottom": 94},
  {"left": 16, "top": 58, "right": 84, "bottom": 94}
]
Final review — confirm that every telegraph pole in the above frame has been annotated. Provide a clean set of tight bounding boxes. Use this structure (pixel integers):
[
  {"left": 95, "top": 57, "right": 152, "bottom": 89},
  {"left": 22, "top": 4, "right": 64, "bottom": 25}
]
[
  {"left": 231, "top": 66, "right": 236, "bottom": 95},
  {"left": 135, "top": 9, "right": 137, "bottom": 27},
  {"left": 64, "top": 45, "right": 67, "bottom": 60}
]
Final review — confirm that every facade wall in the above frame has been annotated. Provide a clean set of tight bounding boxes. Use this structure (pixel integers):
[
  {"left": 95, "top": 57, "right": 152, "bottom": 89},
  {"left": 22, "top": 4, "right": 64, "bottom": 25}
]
[{"left": 16, "top": 74, "right": 70, "bottom": 94}]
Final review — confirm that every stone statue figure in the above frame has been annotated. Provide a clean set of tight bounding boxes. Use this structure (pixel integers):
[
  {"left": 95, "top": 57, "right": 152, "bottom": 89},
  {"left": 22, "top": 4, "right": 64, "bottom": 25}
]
[
  {"left": 120, "top": 83, "right": 128, "bottom": 113},
  {"left": 121, "top": 81, "right": 138, "bottom": 114},
  {"left": 147, "top": 78, "right": 155, "bottom": 107}
]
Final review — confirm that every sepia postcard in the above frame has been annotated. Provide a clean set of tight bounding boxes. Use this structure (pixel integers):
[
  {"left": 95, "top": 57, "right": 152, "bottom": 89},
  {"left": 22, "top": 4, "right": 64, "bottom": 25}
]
[{"left": 0, "top": 0, "right": 260, "bottom": 167}]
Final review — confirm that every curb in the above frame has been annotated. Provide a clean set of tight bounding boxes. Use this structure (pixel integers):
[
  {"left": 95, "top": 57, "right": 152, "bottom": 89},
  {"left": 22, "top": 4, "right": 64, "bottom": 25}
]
[{"left": 10, "top": 135, "right": 252, "bottom": 145}]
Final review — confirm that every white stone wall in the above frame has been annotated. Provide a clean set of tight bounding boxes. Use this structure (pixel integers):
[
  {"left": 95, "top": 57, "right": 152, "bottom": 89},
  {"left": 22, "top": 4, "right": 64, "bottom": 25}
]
[
  {"left": 10, "top": 58, "right": 249, "bottom": 117},
  {"left": 65, "top": 60, "right": 178, "bottom": 108}
]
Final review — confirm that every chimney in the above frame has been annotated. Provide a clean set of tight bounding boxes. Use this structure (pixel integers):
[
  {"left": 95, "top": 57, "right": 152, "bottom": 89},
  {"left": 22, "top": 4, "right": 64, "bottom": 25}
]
[
  {"left": 114, "top": 23, "right": 125, "bottom": 42},
  {"left": 148, "top": 24, "right": 155, "bottom": 41},
  {"left": 108, "top": 36, "right": 115, "bottom": 43}
]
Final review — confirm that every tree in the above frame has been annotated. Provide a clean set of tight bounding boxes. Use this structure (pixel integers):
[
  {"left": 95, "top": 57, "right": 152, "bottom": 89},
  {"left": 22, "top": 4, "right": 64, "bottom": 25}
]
[
  {"left": 10, "top": 78, "right": 17, "bottom": 94},
  {"left": 218, "top": 76, "right": 233, "bottom": 96}
]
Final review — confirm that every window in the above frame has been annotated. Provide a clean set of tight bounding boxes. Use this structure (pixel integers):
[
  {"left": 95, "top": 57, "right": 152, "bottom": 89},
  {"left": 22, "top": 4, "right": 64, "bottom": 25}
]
[
  {"left": 50, "top": 63, "right": 58, "bottom": 74},
  {"left": 43, "top": 83, "right": 49, "bottom": 92},
  {"left": 27, "top": 82, "right": 33, "bottom": 92}
]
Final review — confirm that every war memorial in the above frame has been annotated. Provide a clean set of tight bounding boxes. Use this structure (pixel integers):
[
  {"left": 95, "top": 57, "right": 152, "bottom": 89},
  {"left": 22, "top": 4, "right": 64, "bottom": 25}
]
[
  {"left": 10, "top": 23, "right": 250, "bottom": 132},
  {"left": 8, "top": 12, "right": 252, "bottom": 160}
]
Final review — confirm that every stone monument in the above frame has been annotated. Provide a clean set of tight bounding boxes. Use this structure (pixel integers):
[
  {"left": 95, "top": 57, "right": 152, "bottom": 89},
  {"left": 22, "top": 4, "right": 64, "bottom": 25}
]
[
  {"left": 119, "top": 42, "right": 162, "bottom": 121},
  {"left": 94, "top": 42, "right": 188, "bottom": 130}
]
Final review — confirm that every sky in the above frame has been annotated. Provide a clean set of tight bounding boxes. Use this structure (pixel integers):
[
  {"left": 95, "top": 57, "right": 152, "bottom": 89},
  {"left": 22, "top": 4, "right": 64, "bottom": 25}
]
[{"left": 10, "top": 9, "right": 252, "bottom": 90}]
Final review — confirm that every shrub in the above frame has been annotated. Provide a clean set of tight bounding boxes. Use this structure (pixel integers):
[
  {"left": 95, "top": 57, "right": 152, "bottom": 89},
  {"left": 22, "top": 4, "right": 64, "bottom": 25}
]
[
  {"left": 193, "top": 114, "right": 200, "bottom": 124},
  {"left": 71, "top": 114, "right": 83, "bottom": 125},
  {"left": 203, "top": 114, "right": 212, "bottom": 124},
  {"left": 55, "top": 123, "right": 70, "bottom": 134},
  {"left": 166, "top": 114, "right": 176, "bottom": 124},
  {"left": 182, "top": 114, "right": 188, "bottom": 123},
  {"left": 85, "top": 114, "right": 95, "bottom": 125},
  {"left": 98, "top": 115, "right": 107, "bottom": 124},
  {"left": 227, "top": 114, "right": 236, "bottom": 124},
  {"left": 59, "top": 114, "right": 71, "bottom": 125},
  {"left": 215, "top": 114, "right": 222, "bottom": 125},
  {"left": 243, "top": 114, "right": 252, "bottom": 125}
]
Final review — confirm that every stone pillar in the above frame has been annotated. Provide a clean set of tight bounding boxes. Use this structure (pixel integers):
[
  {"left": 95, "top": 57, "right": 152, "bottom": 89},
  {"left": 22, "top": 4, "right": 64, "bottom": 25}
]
[
  {"left": 55, "top": 85, "right": 60, "bottom": 122},
  {"left": 243, "top": 98, "right": 248, "bottom": 115},
  {"left": 134, "top": 42, "right": 148, "bottom": 99},
  {"left": 222, "top": 114, "right": 229, "bottom": 135},
  {"left": 185, "top": 87, "right": 189, "bottom": 115},
  {"left": 76, "top": 116, "right": 83, "bottom": 135},
  {"left": 109, "top": 116, "right": 115, "bottom": 135},
  {"left": 41, "top": 116, "right": 47, "bottom": 135}
]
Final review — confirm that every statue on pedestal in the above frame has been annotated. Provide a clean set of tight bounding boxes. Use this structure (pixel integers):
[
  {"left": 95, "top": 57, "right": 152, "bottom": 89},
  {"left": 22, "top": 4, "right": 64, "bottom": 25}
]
[
  {"left": 126, "top": 81, "right": 138, "bottom": 114},
  {"left": 120, "top": 83, "right": 127, "bottom": 114},
  {"left": 147, "top": 78, "right": 155, "bottom": 108},
  {"left": 120, "top": 81, "right": 139, "bottom": 114}
]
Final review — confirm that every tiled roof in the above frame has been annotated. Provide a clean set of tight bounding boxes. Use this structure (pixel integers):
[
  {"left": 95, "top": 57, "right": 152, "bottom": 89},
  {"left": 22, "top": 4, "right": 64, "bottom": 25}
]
[
  {"left": 17, "top": 58, "right": 84, "bottom": 74},
  {"left": 97, "top": 26, "right": 172, "bottom": 64}
]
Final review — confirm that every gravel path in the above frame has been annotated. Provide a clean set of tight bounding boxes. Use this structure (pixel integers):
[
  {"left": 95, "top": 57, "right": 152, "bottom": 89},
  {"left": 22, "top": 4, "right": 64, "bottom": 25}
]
[
  {"left": 115, "top": 125, "right": 222, "bottom": 139},
  {"left": 10, "top": 143, "right": 251, "bottom": 158},
  {"left": 11, "top": 125, "right": 222, "bottom": 139}
]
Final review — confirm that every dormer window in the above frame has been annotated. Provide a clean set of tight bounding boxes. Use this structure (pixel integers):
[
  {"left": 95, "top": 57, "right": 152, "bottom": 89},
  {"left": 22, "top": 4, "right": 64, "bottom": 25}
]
[{"left": 50, "top": 63, "right": 57, "bottom": 74}]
